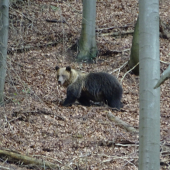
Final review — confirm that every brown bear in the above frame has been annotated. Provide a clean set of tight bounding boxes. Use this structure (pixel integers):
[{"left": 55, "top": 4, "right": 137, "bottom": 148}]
[{"left": 55, "top": 66, "right": 123, "bottom": 110}]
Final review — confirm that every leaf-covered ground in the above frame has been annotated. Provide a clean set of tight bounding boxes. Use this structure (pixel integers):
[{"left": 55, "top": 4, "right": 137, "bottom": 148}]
[{"left": 0, "top": 0, "right": 170, "bottom": 169}]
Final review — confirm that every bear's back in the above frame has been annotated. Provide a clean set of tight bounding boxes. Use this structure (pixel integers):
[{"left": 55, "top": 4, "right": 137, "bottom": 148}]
[{"left": 84, "top": 72, "right": 122, "bottom": 96}]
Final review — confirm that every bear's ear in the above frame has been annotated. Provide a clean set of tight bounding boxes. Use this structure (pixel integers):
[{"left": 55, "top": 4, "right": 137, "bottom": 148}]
[
  {"left": 55, "top": 66, "right": 60, "bottom": 71},
  {"left": 66, "top": 66, "right": 71, "bottom": 72}
]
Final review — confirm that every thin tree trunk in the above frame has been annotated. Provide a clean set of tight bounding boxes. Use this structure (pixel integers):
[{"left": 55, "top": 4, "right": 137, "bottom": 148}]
[
  {"left": 77, "top": 0, "right": 97, "bottom": 62},
  {"left": 0, "top": 0, "right": 9, "bottom": 105},
  {"left": 128, "top": 16, "right": 139, "bottom": 75},
  {"left": 139, "top": 0, "right": 160, "bottom": 169}
]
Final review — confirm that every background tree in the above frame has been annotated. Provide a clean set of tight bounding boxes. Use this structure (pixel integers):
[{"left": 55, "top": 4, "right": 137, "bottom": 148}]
[
  {"left": 128, "top": 16, "right": 139, "bottom": 75},
  {"left": 139, "top": 0, "right": 160, "bottom": 169},
  {"left": 0, "top": 0, "right": 9, "bottom": 105},
  {"left": 77, "top": 0, "right": 98, "bottom": 62},
  {"left": 129, "top": 15, "right": 170, "bottom": 76}
]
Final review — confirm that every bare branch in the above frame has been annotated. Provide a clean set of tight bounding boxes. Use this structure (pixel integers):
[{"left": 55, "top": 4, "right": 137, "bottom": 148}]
[{"left": 154, "top": 65, "right": 170, "bottom": 89}]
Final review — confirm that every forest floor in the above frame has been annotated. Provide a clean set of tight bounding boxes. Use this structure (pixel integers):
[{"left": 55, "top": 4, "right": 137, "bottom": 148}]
[{"left": 0, "top": 0, "right": 170, "bottom": 169}]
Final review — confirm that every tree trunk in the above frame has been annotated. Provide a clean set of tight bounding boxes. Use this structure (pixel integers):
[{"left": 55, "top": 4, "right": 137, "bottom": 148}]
[
  {"left": 129, "top": 16, "right": 170, "bottom": 76},
  {"left": 128, "top": 16, "right": 139, "bottom": 75},
  {"left": 139, "top": 0, "right": 160, "bottom": 169},
  {"left": 77, "top": 0, "right": 97, "bottom": 62},
  {"left": 0, "top": 0, "right": 9, "bottom": 105}
]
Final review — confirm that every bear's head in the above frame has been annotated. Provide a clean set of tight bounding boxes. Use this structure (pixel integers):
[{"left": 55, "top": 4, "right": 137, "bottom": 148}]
[{"left": 55, "top": 66, "right": 78, "bottom": 87}]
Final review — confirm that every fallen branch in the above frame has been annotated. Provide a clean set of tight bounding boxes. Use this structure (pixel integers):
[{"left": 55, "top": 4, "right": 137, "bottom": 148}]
[
  {"left": 0, "top": 165, "right": 11, "bottom": 170},
  {"left": 12, "top": 108, "right": 65, "bottom": 121},
  {"left": 107, "top": 111, "right": 138, "bottom": 134},
  {"left": 96, "top": 24, "right": 133, "bottom": 32},
  {"left": 37, "top": 108, "right": 66, "bottom": 121},
  {"left": 100, "top": 30, "right": 134, "bottom": 37},
  {"left": 8, "top": 40, "right": 61, "bottom": 54},
  {"left": 46, "top": 19, "right": 66, "bottom": 23},
  {"left": 0, "top": 149, "right": 60, "bottom": 169}
]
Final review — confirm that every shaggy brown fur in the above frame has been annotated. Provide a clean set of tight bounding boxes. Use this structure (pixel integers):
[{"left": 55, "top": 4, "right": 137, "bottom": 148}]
[{"left": 55, "top": 66, "right": 123, "bottom": 110}]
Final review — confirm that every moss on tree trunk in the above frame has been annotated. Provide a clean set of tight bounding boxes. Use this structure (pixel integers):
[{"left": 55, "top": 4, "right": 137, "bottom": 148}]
[{"left": 128, "top": 16, "right": 139, "bottom": 75}]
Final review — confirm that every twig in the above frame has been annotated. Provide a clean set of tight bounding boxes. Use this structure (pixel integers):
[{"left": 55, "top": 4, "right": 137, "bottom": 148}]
[
  {"left": 160, "top": 60, "right": 170, "bottom": 65},
  {"left": 115, "top": 143, "right": 139, "bottom": 147},
  {"left": 121, "top": 62, "right": 139, "bottom": 83},
  {"left": 109, "top": 61, "right": 128, "bottom": 75}
]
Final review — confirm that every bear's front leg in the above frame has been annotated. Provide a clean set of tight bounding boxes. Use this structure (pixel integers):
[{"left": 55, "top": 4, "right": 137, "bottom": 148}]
[
  {"left": 77, "top": 96, "right": 91, "bottom": 106},
  {"left": 61, "top": 96, "right": 77, "bottom": 106},
  {"left": 61, "top": 91, "right": 77, "bottom": 107},
  {"left": 61, "top": 84, "right": 80, "bottom": 107}
]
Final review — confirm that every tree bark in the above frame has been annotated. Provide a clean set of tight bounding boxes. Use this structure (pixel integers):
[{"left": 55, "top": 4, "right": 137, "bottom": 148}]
[
  {"left": 0, "top": 0, "right": 9, "bottom": 105},
  {"left": 128, "top": 16, "right": 139, "bottom": 75},
  {"left": 139, "top": 0, "right": 160, "bottom": 169},
  {"left": 77, "top": 0, "right": 98, "bottom": 62}
]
